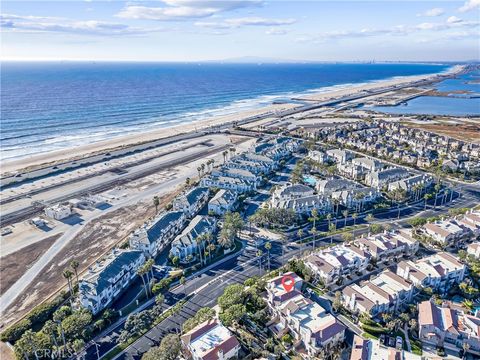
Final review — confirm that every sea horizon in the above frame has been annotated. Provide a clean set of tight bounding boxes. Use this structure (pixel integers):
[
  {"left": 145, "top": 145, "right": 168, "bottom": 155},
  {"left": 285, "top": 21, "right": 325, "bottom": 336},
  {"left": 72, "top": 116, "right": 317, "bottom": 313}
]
[{"left": 0, "top": 62, "right": 456, "bottom": 161}]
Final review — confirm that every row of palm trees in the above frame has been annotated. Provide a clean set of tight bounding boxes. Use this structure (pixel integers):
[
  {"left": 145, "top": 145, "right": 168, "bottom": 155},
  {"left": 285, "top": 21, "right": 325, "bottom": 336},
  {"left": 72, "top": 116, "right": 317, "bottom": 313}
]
[
  {"left": 197, "top": 158, "right": 216, "bottom": 179},
  {"left": 62, "top": 260, "right": 80, "bottom": 301},
  {"left": 137, "top": 258, "right": 155, "bottom": 298},
  {"left": 222, "top": 147, "right": 236, "bottom": 164}
]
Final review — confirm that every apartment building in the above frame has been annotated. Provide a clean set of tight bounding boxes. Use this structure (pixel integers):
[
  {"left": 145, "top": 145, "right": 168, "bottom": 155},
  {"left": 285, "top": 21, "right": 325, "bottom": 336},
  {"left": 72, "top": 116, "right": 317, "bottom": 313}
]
[
  {"left": 79, "top": 249, "right": 146, "bottom": 314},
  {"left": 305, "top": 244, "right": 370, "bottom": 285},
  {"left": 418, "top": 301, "right": 480, "bottom": 356},
  {"left": 129, "top": 211, "right": 186, "bottom": 258},
  {"left": 353, "top": 230, "right": 419, "bottom": 263},
  {"left": 396, "top": 252, "right": 466, "bottom": 294},
  {"left": 169, "top": 215, "right": 217, "bottom": 262},
  {"left": 181, "top": 319, "right": 240, "bottom": 360},
  {"left": 173, "top": 187, "right": 209, "bottom": 218},
  {"left": 266, "top": 273, "right": 346, "bottom": 358},
  {"left": 208, "top": 189, "right": 238, "bottom": 216},
  {"left": 350, "top": 335, "right": 421, "bottom": 360},
  {"left": 342, "top": 270, "right": 414, "bottom": 317}
]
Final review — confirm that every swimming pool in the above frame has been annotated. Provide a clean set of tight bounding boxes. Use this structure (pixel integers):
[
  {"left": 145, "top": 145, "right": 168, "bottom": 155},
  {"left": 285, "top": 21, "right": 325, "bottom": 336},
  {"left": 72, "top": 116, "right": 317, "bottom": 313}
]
[{"left": 303, "top": 175, "right": 317, "bottom": 186}]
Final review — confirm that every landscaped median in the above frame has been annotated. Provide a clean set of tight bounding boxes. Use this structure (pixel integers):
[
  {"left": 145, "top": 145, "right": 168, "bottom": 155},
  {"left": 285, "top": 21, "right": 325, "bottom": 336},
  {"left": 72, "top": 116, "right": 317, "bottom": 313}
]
[{"left": 102, "top": 298, "right": 188, "bottom": 360}]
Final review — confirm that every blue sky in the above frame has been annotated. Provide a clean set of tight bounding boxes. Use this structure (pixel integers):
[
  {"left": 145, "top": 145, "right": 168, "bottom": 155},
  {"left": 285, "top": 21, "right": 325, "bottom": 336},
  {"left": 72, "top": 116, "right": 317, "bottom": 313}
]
[{"left": 1, "top": 0, "right": 479, "bottom": 61}]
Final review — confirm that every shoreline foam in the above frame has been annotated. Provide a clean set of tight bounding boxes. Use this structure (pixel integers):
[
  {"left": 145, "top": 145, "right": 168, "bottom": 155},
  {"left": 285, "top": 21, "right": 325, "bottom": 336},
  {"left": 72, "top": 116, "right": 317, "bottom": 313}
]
[{"left": 1, "top": 64, "right": 465, "bottom": 175}]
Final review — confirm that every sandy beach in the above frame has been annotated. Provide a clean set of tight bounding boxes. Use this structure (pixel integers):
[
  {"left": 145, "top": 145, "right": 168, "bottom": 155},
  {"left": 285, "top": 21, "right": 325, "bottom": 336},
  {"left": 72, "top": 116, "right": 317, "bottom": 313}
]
[{"left": 1, "top": 64, "right": 465, "bottom": 176}]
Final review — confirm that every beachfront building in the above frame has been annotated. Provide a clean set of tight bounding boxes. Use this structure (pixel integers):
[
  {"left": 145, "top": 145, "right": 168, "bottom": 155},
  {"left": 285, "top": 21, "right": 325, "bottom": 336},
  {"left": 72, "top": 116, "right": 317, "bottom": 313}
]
[
  {"left": 316, "top": 178, "right": 357, "bottom": 195},
  {"left": 364, "top": 167, "right": 410, "bottom": 189},
  {"left": 350, "top": 335, "right": 421, "bottom": 360},
  {"left": 305, "top": 244, "right": 370, "bottom": 286},
  {"left": 326, "top": 149, "right": 352, "bottom": 164},
  {"left": 353, "top": 230, "right": 419, "bottom": 263},
  {"left": 266, "top": 272, "right": 346, "bottom": 357},
  {"left": 181, "top": 319, "right": 240, "bottom": 360},
  {"left": 173, "top": 187, "right": 209, "bottom": 218},
  {"left": 307, "top": 150, "right": 328, "bottom": 164},
  {"left": 396, "top": 252, "right": 466, "bottom": 294},
  {"left": 79, "top": 249, "right": 146, "bottom": 315},
  {"left": 458, "top": 209, "right": 480, "bottom": 238},
  {"left": 201, "top": 175, "right": 254, "bottom": 193},
  {"left": 129, "top": 211, "right": 186, "bottom": 258},
  {"left": 169, "top": 215, "right": 217, "bottom": 263},
  {"left": 226, "top": 158, "right": 271, "bottom": 175},
  {"left": 337, "top": 158, "right": 385, "bottom": 181},
  {"left": 331, "top": 188, "right": 380, "bottom": 211},
  {"left": 342, "top": 270, "right": 414, "bottom": 318},
  {"left": 44, "top": 203, "right": 72, "bottom": 220},
  {"left": 270, "top": 183, "right": 332, "bottom": 216},
  {"left": 422, "top": 219, "right": 469, "bottom": 246},
  {"left": 467, "top": 242, "right": 480, "bottom": 258},
  {"left": 418, "top": 300, "right": 480, "bottom": 356},
  {"left": 208, "top": 189, "right": 238, "bottom": 216},
  {"left": 387, "top": 174, "right": 433, "bottom": 195},
  {"left": 212, "top": 167, "right": 261, "bottom": 187}
]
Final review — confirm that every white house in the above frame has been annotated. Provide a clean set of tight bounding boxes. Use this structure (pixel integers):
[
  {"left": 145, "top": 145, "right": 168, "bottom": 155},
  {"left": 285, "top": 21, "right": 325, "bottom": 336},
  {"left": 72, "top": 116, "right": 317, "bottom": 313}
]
[
  {"left": 307, "top": 150, "right": 328, "bottom": 164},
  {"left": 44, "top": 203, "right": 72, "bottom": 220},
  {"left": 208, "top": 190, "right": 238, "bottom": 216},
  {"left": 79, "top": 249, "right": 146, "bottom": 314},
  {"left": 173, "top": 187, "right": 209, "bottom": 218},
  {"left": 266, "top": 272, "right": 346, "bottom": 357},
  {"left": 305, "top": 244, "right": 370, "bottom": 286},
  {"left": 169, "top": 215, "right": 217, "bottom": 262},
  {"left": 396, "top": 252, "right": 466, "bottom": 294},
  {"left": 418, "top": 301, "right": 480, "bottom": 357},
  {"left": 423, "top": 219, "right": 469, "bottom": 245},
  {"left": 350, "top": 335, "right": 421, "bottom": 360},
  {"left": 365, "top": 167, "right": 410, "bottom": 189},
  {"left": 129, "top": 211, "right": 186, "bottom": 258},
  {"left": 353, "top": 230, "right": 419, "bottom": 263},
  {"left": 342, "top": 270, "right": 414, "bottom": 317},
  {"left": 181, "top": 319, "right": 240, "bottom": 360},
  {"left": 201, "top": 175, "right": 254, "bottom": 193},
  {"left": 387, "top": 174, "right": 433, "bottom": 194},
  {"left": 467, "top": 242, "right": 480, "bottom": 258}
]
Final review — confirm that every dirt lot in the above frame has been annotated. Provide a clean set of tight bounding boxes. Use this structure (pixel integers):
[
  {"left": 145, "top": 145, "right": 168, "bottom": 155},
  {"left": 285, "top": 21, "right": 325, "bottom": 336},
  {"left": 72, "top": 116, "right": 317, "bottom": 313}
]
[
  {"left": 1, "top": 189, "right": 179, "bottom": 328},
  {"left": 406, "top": 122, "right": 480, "bottom": 143},
  {"left": 0, "top": 234, "right": 61, "bottom": 295}
]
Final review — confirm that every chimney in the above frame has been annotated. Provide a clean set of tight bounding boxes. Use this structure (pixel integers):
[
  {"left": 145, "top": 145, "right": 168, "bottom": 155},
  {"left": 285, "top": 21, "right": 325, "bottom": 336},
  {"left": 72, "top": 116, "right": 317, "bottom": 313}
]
[{"left": 404, "top": 266, "right": 410, "bottom": 280}]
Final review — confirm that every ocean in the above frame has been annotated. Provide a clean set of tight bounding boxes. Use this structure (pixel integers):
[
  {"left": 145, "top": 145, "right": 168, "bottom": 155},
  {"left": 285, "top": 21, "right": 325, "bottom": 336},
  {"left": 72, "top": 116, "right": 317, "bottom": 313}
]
[{"left": 1, "top": 62, "right": 452, "bottom": 161}]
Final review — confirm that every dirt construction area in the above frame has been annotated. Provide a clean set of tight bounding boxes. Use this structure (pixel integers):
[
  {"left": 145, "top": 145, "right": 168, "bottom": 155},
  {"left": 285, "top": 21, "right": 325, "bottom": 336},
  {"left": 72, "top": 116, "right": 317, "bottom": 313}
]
[
  {"left": 0, "top": 189, "right": 178, "bottom": 328},
  {"left": 407, "top": 122, "right": 480, "bottom": 143}
]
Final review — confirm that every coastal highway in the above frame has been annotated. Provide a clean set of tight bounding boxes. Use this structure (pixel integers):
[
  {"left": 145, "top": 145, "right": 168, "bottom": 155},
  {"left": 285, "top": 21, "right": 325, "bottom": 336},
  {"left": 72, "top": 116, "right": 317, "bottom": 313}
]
[{"left": 0, "top": 137, "right": 246, "bottom": 227}]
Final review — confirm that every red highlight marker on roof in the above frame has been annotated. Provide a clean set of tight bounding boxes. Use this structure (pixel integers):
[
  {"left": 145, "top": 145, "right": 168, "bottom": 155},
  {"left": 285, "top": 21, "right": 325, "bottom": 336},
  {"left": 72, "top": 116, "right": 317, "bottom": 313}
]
[{"left": 281, "top": 274, "right": 295, "bottom": 292}]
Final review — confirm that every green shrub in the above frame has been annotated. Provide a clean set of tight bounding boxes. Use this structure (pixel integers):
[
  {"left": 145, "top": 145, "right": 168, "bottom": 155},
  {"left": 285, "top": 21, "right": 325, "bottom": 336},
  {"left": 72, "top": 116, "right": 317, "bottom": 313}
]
[{"left": 0, "top": 318, "right": 32, "bottom": 343}]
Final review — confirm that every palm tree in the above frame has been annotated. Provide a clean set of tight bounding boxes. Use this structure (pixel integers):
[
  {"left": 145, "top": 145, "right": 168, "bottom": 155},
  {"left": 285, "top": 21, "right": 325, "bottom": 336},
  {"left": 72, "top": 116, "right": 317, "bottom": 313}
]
[
  {"left": 309, "top": 208, "right": 319, "bottom": 233},
  {"left": 185, "top": 177, "right": 191, "bottom": 186},
  {"left": 433, "top": 183, "right": 441, "bottom": 209},
  {"left": 197, "top": 166, "right": 202, "bottom": 179},
  {"left": 222, "top": 150, "right": 228, "bottom": 164},
  {"left": 352, "top": 213, "right": 358, "bottom": 237},
  {"left": 153, "top": 196, "right": 160, "bottom": 213},
  {"left": 256, "top": 250, "right": 263, "bottom": 270},
  {"left": 70, "top": 259, "right": 80, "bottom": 286},
  {"left": 326, "top": 213, "right": 332, "bottom": 229},
  {"left": 332, "top": 198, "right": 340, "bottom": 216},
  {"left": 62, "top": 269, "right": 74, "bottom": 298},
  {"left": 297, "top": 228, "right": 304, "bottom": 239},
  {"left": 137, "top": 267, "right": 148, "bottom": 297},
  {"left": 43, "top": 320, "right": 59, "bottom": 348},
  {"left": 311, "top": 227, "right": 318, "bottom": 250},
  {"left": 366, "top": 213, "right": 374, "bottom": 233},
  {"left": 201, "top": 163, "right": 206, "bottom": 176},
  {"left": 342, "top": 209, "right": 349, "bottom": 228},
  {"left": 180, "top": 276, "right": 186, "bottom": 294},
  {"left": 265, "top": 242, "right": 272, "bottom": 271}
]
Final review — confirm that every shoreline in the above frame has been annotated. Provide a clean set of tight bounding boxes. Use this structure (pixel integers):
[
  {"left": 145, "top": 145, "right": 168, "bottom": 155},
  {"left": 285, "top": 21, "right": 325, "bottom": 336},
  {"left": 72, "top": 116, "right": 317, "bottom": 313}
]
[{"left": 1, "top": 64, "right": 465, "bottom": 176}]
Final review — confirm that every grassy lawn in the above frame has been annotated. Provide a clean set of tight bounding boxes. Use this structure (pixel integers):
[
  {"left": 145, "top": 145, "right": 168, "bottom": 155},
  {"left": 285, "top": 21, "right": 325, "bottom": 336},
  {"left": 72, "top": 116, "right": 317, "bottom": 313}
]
[
  {"left": 306, "top": 283, "right": 325, "bottom": 296},
  {"left": 361, "top": 332, "right": 379, "bottom": 340}
]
